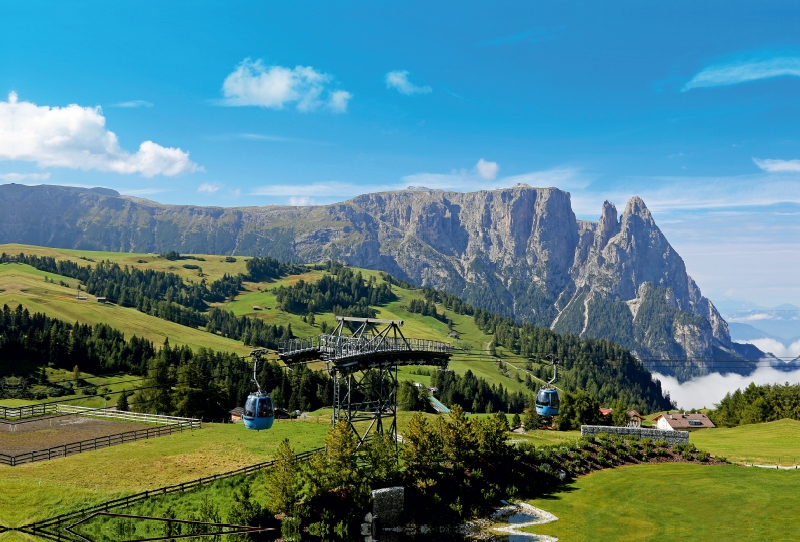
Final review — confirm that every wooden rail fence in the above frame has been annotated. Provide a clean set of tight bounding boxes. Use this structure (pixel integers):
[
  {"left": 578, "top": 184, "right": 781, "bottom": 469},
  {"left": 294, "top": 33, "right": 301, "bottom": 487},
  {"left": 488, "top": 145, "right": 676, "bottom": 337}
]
[{"left": 14, "top": 447, "right": 323, "bottom": 541}]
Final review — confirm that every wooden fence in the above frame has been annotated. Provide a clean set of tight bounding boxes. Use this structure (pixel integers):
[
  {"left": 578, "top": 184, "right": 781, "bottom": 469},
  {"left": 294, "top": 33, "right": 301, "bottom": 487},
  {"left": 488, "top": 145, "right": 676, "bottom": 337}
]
[
  {"left": 15, "top": 447, "right": 323, "bottom": 541},
  {"left": 0, "top": 421, "right": 198, "bottom": 466}
]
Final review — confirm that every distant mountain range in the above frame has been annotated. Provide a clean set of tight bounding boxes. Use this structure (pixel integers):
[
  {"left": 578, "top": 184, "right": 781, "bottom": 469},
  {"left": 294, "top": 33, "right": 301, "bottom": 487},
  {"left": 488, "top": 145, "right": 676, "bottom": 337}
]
[{"left": 0, "top": 183, "right": 761, "bottom": 374}]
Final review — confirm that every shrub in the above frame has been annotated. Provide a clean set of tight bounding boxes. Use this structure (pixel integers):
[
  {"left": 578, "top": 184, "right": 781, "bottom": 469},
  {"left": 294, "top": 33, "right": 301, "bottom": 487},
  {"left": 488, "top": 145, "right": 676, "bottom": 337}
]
[
  {"left": 681, "top": 450, "right": 694, "bottom": 461},
  {"left": 656, "top": 447, "right": 667, "bottom": 457},
  {"left": 696, "top": 452, "right": 709, "bottom": 462},
  {"left": 642, "top": 445, "right": 653, "bottom": 457},
  {"left": 182, "top": 264, "right": 200, "bottom": 270},
  {"left": 654, "top": 439, "right": 668, "bottom": 448},
  {"left": 641, "top": 437, "right": 652, "bottom": 446}
]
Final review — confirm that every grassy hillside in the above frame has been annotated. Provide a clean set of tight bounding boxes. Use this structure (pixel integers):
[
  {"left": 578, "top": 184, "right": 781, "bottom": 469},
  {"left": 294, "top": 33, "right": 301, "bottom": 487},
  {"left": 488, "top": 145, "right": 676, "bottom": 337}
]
[
  {"left": 0, "top": 244, "right": 538, "bottom": 399},
  {"left": 0, "top": 262, "right": 251, "bottom": 355},
  {"left": 524, "top": 463, "right": 800, "bottom": 541}
]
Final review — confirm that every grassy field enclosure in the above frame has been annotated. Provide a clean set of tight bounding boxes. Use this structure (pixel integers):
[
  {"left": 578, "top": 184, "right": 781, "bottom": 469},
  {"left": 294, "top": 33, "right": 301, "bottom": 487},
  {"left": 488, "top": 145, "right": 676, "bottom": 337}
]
[
  {"left": 690, "top": 419, "right": 800, "bottom": 465},
  {"left": 524, "top": 463, "right": 800, "bottom": 541},
  {"left": 0, "top": 420, "right": 329, "bottom": 527}
]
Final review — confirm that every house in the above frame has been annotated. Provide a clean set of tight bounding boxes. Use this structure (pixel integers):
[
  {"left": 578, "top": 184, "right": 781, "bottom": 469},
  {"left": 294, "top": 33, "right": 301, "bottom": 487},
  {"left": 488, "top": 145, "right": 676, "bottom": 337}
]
[
  {"left": 627, "top": 410, "right": 645, "bottom": 428},
  {"left": 654, "top": 412, "right": 716, "bottom": 431},
  {"left": 229, "top": 406, "right": 244, "bottom": 422},
  {"left": 96, "top": 297, "right": 107, "bottom": 303},
  {"left": 599, "top": 407, "right": 612, "bottom": 417},
  {"left": 252, "top": 305, "right": 262, "bottom": 310}
]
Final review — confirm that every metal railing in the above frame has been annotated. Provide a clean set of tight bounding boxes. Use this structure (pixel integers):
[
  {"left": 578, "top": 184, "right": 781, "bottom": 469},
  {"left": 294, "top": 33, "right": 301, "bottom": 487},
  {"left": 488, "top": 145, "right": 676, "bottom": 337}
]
[{"left": 280, "top": 334, "right": 451, "bottom": 362}]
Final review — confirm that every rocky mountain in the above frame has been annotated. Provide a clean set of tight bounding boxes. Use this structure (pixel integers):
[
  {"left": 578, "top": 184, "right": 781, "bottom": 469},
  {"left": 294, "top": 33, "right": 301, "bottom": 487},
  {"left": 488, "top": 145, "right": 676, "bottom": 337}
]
[{"left": 0, "top": 182, "right": 756, "bottom": 374}]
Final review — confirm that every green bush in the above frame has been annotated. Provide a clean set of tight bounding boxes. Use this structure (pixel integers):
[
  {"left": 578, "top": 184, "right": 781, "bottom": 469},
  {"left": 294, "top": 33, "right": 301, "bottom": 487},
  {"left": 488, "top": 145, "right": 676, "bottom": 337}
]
[
  {"left": 654, "top": 439, "right": 668, "bottom": 448},
  {"left": 641, "top": 437, "right": 652, "bottom": 446},
  {"left": 681, "top": 450, "right": 694, "bottom": 461},
  {"left": 642, "top": 444, "right": 653, "bottom": 457}
]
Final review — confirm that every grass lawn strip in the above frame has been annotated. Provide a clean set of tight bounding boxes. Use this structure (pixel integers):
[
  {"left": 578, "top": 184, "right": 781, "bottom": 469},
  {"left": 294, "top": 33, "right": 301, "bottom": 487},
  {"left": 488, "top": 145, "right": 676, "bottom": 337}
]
[
  {"left": 690, "top": 418, "right": 800, "bottom": 466},
  {"left": 525, "top": 463, "right": 800, "bottom": 541}
]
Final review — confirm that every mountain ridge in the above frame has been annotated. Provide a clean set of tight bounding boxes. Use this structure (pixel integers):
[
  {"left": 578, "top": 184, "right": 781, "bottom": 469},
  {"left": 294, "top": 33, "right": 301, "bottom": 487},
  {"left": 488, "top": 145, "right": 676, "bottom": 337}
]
[{"left": 0, "top": 182, "right": 751, "bottom": 370}]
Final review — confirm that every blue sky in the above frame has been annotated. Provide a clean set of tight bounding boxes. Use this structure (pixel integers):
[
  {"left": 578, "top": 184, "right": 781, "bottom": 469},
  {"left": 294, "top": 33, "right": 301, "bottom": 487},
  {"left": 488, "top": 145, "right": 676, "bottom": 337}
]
[{"left": 1, "top": 1, "right": 799, "bottom": 307}]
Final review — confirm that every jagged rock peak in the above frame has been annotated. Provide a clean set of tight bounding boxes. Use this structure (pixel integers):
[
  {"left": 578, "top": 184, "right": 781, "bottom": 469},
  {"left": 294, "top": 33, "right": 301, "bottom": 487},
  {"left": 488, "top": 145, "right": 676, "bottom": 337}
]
[
  {"left": 596, "top": 200, "right": 620, "bottom": 250},
  {"left": 622, "top": 196, "right": 655, "bottom": 225}
]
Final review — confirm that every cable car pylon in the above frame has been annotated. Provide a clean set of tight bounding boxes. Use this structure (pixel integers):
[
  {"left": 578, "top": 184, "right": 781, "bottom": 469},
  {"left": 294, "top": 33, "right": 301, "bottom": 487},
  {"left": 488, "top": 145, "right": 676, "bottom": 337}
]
[{"left": 279, "top": 316, "right": 452, "bottom": 446}]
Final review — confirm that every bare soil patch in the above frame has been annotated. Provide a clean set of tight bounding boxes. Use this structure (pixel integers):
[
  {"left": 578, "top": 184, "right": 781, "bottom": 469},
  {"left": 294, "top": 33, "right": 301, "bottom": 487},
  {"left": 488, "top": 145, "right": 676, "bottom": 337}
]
[{"left": 0, "top": 415, "right": 150, "bottom": 455}]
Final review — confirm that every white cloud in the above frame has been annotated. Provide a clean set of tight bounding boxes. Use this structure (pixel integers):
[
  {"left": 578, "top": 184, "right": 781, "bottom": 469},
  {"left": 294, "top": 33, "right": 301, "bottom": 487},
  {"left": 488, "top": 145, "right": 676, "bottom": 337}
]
[
  {"left": 655, "top": 367, "right": 800, "bottom": 410},
  {"left": 113, "top": 100, "right": 153, "bottom": 108},
  {"left": 753, "top": 158, "right": 800, "bottom": 172},
  {"left": 289, "top": 196, "right": 315, "bottom": 206},
  {"left": 0, "top": 92, "right": 200, "bottom": 177},
  {"left": 251, "top": 181, "right": 366, "bottom": 197},
  {"left": 743, "top": 339, "right": 800, "bottom": 359},
  {"left": 475, "top": 158, "right": 499, "bottom": 180},
  {"left": 385, "top": 70, "right": 432, "bottom": 95},
  {"left": 402, "top": 161, "right": 583, "bottom": 192},
  {"left": 683, "top": 55, "right": 800, "bottom": 91},
  {"left": 197, "top": 182, "right": 222, "bottom": 194},
  {"left": 0, "top": 172, "right": 51, "bottom": 182},
  {"left": 328, "top": 90, "right": 353, "bottom": 113},
  {"left": 119, "top": 188, "right": 170, "bottom": 196},
  {"left": 221, "top": 59, "right": 351, "bottom": 113}
]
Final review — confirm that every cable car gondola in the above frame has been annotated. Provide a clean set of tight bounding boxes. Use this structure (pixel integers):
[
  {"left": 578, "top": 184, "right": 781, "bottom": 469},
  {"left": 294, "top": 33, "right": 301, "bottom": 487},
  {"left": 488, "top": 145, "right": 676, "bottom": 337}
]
[
  {"left": 535, "top": 356, "right": 560, "bottom": 417},
  {"left": 242, "top": 349, "right": 275, "bottom": 431}
]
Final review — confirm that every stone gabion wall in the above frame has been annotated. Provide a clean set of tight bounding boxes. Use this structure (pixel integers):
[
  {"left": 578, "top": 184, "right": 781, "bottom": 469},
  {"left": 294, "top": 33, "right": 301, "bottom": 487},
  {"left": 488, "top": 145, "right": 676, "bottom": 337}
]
[
  {"left": 372, "top": 486, "right": 404, "bottom": 527},
  {"left": 580, "top": 425, "right": 689, "bottom": 445}
]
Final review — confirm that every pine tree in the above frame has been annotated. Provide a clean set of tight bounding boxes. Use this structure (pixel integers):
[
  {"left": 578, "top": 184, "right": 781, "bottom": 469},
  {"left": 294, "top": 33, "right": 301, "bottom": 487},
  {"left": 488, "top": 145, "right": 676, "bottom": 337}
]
[
  {"left": 265, "top": 439, "right": 301, "bottom": 515},
  {"left": 117, "top": 389, "right": 130, "bottom": 412}
]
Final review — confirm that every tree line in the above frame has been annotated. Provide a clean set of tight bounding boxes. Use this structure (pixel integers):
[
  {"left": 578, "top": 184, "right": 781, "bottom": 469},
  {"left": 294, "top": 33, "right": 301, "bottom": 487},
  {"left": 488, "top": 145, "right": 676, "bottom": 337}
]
[
  {"left": 709, "top": 382, "right": 800, "bottom": 427},
  {"left": 0, "top": 303, "right": 330, "bottom": 416},
  {"left": 274, "top": 261, "right": 395, "bottom": 318}
]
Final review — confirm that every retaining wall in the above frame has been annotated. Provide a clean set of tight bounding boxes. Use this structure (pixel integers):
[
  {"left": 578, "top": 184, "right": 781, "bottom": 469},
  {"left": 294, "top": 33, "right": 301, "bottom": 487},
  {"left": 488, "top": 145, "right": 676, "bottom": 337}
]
[{"left": 580, "top": 425, "right": 689, "bottom": 445}]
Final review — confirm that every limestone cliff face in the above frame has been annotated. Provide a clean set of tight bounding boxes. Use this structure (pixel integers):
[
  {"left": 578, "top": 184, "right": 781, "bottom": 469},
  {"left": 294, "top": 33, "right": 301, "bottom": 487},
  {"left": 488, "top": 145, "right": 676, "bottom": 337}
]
[{"left": 0, "top": 183, "right": 733, "bottom": 366}]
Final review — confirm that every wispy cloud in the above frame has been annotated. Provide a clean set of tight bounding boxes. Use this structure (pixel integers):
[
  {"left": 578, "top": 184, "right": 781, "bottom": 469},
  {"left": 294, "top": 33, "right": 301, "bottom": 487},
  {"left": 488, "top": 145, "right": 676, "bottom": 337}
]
[
  {"left": 753, "top": 157, "right": 800, "bottom": 173},
  {"left": 197, "top": 182, "right": 222, "bottom": 194},
  {"left": 119, "top": 188, "right": 170, "bottom": 196},
  {"left": 204, "top": 133, "right": 327, "bottom": 145},
  {"left": 221, "top": 59, "right": 352, "bottom": 113},
  {"left": 289, "top": 196, "right": 315, "bottom": 206},
  {"left": 251, "top": 181, "right": 369, "bottom": 198},
  {"left": 683, "top": 53, "right": 800, "bottom": 91},
  {"left": 0, "top": 172, "right": 51, "bottom": 182},
  {"left": 0, "top": 92, "right": 200, "bottom": 177},
  {"left": 477, "top": 28, "right": 562, "bottom": 47},
  {"left": 402, "top": 161, "right": 581, "bottom": 192},
  {"left": 385, "top": 70, "right": 432, "bottom": 95},
  {"left": 112, "top": 100, "right": 154, "bottom": 108},
  {"left": 475, "top": 158, "right": 498, "bottom": 180}
]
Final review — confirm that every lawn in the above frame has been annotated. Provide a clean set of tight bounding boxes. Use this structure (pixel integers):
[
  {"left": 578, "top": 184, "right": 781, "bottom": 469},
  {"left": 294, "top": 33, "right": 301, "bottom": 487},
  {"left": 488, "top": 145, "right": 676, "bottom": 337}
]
[
  {"left": 524, "top": 463, "right": 800, "bottom": 541},
  {"left": 0, "top": 420, "right": 329, "bottom": 527},
  {"left": 690, "top": 419, "right": 800, "bottom": 466}
]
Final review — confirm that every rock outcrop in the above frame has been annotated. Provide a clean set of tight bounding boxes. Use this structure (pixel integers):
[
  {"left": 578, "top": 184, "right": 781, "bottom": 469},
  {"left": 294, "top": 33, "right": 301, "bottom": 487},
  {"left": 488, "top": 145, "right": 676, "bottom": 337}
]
[{"left": 0, "top": 182, "right": 743, "bottom": 371}]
